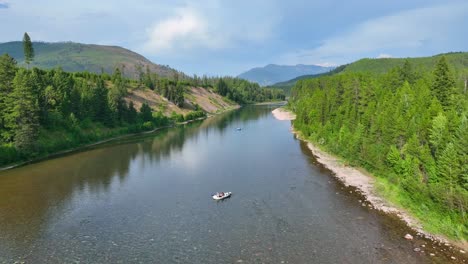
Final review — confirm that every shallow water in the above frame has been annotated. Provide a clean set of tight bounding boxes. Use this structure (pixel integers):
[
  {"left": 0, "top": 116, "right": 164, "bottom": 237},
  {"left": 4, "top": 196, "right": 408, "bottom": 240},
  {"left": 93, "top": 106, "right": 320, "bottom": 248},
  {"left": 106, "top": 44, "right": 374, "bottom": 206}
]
[{"left": 0, "top": 105, "right": 448, "bottom": 263}]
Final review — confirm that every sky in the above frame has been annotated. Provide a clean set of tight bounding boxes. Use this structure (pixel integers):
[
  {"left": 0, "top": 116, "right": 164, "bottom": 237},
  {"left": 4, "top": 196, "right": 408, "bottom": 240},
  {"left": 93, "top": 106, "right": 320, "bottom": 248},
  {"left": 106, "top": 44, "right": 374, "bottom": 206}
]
[{"left": 0, "top": 0, "right": 467, "bottom": 76}]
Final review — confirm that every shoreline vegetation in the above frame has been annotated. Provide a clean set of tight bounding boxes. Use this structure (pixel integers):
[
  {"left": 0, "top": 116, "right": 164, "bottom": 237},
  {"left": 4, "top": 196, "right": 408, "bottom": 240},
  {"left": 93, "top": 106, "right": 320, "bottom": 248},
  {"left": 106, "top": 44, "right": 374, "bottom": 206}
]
[
  {"left": 272, "top": 107, "right": 468, "bottom": 253},
  {"left": 0, "top": 105, "right": 240, "bottom": 172},
  {"left": 0, "top": 39, "right": 285, "bottom": 170}
]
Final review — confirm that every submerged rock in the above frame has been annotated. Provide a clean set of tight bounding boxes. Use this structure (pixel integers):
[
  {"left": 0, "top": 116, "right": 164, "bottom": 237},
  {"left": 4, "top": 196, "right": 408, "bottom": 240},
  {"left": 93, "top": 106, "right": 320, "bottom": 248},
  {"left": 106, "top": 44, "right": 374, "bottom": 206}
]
[
  {"left": 404, "top": 234, "right": 413, "bottom": 240},
  {"left": 413, "top": 247, "right": 421, "bottom": 252}
]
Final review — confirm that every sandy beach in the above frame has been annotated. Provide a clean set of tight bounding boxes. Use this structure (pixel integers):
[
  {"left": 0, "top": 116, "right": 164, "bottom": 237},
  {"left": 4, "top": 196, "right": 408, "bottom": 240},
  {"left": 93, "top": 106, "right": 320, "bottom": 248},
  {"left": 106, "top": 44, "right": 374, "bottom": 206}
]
[
  {"left": 272, "top": 107, "right": 296, "bottom": 120},
  {"left": 272, "top": 107, "right": 468, "bottom": 252}
]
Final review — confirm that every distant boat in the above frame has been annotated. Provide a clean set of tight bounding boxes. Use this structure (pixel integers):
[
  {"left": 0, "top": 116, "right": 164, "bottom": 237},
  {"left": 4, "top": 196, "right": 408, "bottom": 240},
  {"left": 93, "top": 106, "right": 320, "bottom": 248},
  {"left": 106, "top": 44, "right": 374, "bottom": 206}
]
[
  {"left": 212, "top": 192, "right": 232, "bottom": 200},
  {"left": 236, "top": 127, "right": 242, "bottom": 131}
]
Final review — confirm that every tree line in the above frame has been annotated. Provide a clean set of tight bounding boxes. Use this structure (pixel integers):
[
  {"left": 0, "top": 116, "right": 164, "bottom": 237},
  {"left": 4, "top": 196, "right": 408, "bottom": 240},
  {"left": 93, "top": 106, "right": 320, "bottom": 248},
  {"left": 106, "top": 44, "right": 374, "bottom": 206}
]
[
  {"left": 137, "top": 66, "right": 285, "bottom": 105},
  {"left": 289, "top": 57, "right": 467, "bottom": 239},
  {"left": 0, "top": 54, "right": 176, "bottom": 164}
]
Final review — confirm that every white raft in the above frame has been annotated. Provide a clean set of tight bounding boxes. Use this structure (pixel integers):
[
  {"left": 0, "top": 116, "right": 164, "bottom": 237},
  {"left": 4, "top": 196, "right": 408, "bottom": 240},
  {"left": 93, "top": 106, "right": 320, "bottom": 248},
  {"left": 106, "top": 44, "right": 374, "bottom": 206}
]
[{"left": 212, "top": 192, "right": 232, "bottom": 200}]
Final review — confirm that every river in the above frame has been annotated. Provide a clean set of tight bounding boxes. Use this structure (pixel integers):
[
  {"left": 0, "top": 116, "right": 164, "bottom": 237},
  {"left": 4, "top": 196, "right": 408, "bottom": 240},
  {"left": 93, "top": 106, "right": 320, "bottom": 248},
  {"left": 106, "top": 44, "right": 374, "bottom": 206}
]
[{"left": 0, "top": 105, "right": 449, "bottom": 263}]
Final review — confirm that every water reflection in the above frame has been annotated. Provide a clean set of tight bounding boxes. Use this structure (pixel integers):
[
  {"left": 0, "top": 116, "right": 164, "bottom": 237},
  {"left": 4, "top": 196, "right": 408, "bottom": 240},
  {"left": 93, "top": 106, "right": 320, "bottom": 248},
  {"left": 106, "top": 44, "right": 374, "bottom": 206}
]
[
  {"left": 0, "top": 106, "right": 274, "bottom": 252},
  {"left": 0, "top": 104, "right": 441, "bottom": 263}
]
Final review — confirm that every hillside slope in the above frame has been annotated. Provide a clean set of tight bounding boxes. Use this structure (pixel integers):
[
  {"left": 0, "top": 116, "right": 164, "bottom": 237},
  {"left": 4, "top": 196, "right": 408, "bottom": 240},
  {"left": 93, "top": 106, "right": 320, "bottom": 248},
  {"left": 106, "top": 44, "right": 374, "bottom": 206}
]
[
  {"left": 0, "top": 41, "right": 175, "bottom": 78},
  {"left": 342, "top": 52, "right": 468, "bottom": 75},
  {"left": 270, "top": 52, "right": 468, "bottom": 94},
  {"left": 289, "top": 54, "right": 468, "bottom": 242},
  {"left": 268, "top": 65, "right": 347, "bottom": 94},
  {"left": 126, "top": 86, "right": 238, "bottom": 116},
  {"left": 238, "top": 64, "right": 333, "bottom": 86}
]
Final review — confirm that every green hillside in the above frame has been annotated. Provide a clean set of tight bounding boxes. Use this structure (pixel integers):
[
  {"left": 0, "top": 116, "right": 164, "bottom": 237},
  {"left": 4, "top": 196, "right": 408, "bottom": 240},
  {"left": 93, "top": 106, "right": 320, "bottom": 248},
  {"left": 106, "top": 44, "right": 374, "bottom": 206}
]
[
  {"left": 0, "top": 41, "right": 176, "bottom": 78},
  {"left": 270, "top": 52, "right": 468, "bottom": 94},
  {"left": 289, "top": 55, "right": 468, "bottom": 240},
  {"left": 268, "top": 65, "right": 346, "bottom": 94},
  {"left": 343, "top": 52, "right": 468, "bottom": 75}
]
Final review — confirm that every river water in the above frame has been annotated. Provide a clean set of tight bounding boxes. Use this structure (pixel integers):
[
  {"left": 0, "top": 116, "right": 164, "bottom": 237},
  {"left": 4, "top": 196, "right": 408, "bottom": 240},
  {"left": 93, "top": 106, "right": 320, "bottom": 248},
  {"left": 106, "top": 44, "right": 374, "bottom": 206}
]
[{"left": 0, "top": 105, "right": 449, "bottom": 263}]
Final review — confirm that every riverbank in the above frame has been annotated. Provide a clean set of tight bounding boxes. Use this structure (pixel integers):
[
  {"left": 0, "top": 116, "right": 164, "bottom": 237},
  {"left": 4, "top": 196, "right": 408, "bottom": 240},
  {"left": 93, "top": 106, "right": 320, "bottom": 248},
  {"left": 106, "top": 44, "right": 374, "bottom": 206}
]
[
  {"left": 272, "top": 107, "right": 296, "bottom": 120},
  {"left": 0, "top": 106, "right": 239, "bottom": 172},
  {"left": 254, "top": 101, "right": 287, "bottom": 106},
  {"left": 272, "top": 107, "right": 468, "bottom": 255}
]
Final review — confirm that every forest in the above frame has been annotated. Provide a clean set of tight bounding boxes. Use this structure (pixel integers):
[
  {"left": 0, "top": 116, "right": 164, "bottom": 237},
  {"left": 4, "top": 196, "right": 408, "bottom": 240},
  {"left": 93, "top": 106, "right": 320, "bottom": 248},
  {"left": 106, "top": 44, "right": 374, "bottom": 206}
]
[
  {"left": 0, "top": 44, "right": 284, "bottom": 166},
  {"left": 289, "top": 57, "right": 467, "bottom": 239}
]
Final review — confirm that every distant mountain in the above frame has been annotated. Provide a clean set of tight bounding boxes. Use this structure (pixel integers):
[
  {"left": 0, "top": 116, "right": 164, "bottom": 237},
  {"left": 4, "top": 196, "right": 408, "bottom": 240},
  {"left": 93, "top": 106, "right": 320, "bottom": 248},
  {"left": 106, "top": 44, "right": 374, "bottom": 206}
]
[
  {"left": 0, "top": 41, "right": 176, "bottom": 78},
  {"left": 268, "top": 65, "right": 347, "bottom": 94},
  {"left": 238, "top": 64, "right": 334, "bottom": 86},
  {"left": 269, "top": 52, "right": 468, "bottom": 94}
]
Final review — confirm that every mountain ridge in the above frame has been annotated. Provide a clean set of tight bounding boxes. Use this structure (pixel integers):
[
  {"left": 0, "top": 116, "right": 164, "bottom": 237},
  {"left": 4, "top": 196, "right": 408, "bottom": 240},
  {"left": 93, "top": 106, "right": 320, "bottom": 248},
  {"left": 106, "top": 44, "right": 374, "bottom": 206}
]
[
  {"left": 238, "top": 63, "right": 334, "bottom": 86},
  {"left": 268, "top": 52, "right": 468, "bottom": 94},
  {"left": 0, "top": 41, "right": 176, "bottom": 78}
]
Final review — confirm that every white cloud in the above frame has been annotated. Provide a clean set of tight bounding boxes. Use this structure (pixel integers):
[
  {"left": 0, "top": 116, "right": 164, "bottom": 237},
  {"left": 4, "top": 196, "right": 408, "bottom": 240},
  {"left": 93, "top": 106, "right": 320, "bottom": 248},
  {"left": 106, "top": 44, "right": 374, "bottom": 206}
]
[
  {"left": 141, "top": 1, "right": 279, "bottom": 56},
  {"left": 315, "top": 62, "right": 339, "bottom": 67},
  {"left": 144, "top": 7, "right": 223, "bottom": 53},
  {"left": 377, "top": 53, "right": 392, "bottom": 59},
  {"left": 280, "top": 2, "right": 468, "bottom": 65}
]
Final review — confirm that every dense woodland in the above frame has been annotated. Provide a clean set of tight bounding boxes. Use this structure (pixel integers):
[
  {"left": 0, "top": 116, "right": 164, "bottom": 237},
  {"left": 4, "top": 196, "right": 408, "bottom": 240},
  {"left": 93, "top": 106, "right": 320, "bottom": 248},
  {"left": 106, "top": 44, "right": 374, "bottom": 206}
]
[
  {"left": 0, "top": 36, "right": 284, "bottom": 166},
  {"left": 290, "top": 57, "right": 467, "bottom": 239}
]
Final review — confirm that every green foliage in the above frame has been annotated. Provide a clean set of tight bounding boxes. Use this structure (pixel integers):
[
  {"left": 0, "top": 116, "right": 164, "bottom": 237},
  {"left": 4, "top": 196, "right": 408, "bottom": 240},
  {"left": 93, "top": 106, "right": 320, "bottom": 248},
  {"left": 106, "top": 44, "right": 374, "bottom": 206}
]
[
  {"left": 290, "top": 59, "right": 468, "bottom": 239},
  {"left": 184, "top": 110, "right": 206, "bottom": 121},
  {"left": 0, "top": 41, "right": 176, "bottom": 78},
  {"left": 0, "top": 54, "right": 17, "bottom": 140},
  {"left": 8, "top": 69, "right": 40, "bottom": 152},
  {"left": 139, "top": 102, "right": 153, "bottom": 122},
  {"left": 270, "top": 52, "right": 468, "bottom": 96},
  {"left": 22, "top": 33, "right": 34, "bottom": 66},
  {"left": 0, "top": 64, "right": 174, "bottom": 166},
  {"left": 432, "top": 56, "right": 456, "bottom": 109}
]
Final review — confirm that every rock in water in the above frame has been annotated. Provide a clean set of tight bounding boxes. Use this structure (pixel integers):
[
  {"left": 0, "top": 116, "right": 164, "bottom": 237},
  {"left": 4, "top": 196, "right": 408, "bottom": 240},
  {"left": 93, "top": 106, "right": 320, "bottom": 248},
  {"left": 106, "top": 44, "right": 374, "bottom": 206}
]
[
  {"left": 413, "top": 248, "right": 421, "bottom": 252},
  {"left": 404, "top": 234, "right": 413, "bottom": 240}
]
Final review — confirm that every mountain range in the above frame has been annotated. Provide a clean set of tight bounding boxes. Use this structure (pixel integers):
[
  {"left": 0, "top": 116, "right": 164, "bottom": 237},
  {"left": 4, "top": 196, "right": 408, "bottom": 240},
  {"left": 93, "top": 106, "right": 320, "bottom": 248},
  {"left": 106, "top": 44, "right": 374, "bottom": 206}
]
[{"left": 238, "top": 64, "right": 334, "bottom": 86}]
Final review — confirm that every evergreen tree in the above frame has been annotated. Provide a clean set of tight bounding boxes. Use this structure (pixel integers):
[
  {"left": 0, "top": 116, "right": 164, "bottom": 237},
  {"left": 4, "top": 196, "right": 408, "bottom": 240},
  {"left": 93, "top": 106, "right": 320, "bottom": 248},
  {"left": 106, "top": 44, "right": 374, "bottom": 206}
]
[
  {"left": 22, "top": 32, "right": 35, "bottom": 68},
  {"left": 93, "top": 77, "right": 110, "bottom": 124},
  {"left": 108, "top": 68, "right": 127, "bottom": 123},
  {"left": 139, "top": 102, "right": 152, "bottom": 122},
  {"left": 0, "top": 54, "right": 17, "bottom": 141},
  {"left": 216, "top": 78, "right": 228, "bottom": 96},
  {"left": 127, "top": 101, "right": 137, "bottom": 123},
  {"left": 174, "top": 81, "right": 185, "bottom": 106},
  {"left": 7, "top": 69, "right": 39, "bottom": 152},
  {"left": 429, "top": 112, "right": 448, "bottom": 157},
  {"left": 432, "top": 56, "right": 455, "bottom": 109},
  {"left": 399, "top": 60, "right": 416, "bottom": 84}
]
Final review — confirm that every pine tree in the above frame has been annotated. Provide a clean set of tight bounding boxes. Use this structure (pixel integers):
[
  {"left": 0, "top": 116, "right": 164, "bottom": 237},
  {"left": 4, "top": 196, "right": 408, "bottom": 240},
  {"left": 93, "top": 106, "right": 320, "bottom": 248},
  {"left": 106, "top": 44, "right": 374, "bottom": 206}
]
[
  {"left": 0, "top": 54, "right": 17, "bottom": 141},
  {"left": 127, "top": 101, "right": 137, "bottom": 123},
  {"left": 453, "top": 115, "right": 468, "bottom": 188},
  {"left": 7, "top": 69, "right": 40, "bottom": 152},
  {"left": 432, "top": 56, "right": 455, "bottom": 109},
  {"left": 93, "top": 77, "right": 110, "bottom": 124},
  {"left": 139, "top": 102, "right": 152, "bottom": 122},
  {"left": 429, "top": 112, "right": 448, "bottom": 157},
  {"left": 399, "top": 60, "right": 416, "bottom": 84},
  {"left": 437, "top": 143, "right": 461, "bottom": 193},
  {"left": 22, "top": 32, "right": 34, "bottom": 68},
  {"left": 174, "top": 81, "right": 185, "bottom": 106},
  {"left": 216, "top": 78, "right": 228, "bottom": 96}
]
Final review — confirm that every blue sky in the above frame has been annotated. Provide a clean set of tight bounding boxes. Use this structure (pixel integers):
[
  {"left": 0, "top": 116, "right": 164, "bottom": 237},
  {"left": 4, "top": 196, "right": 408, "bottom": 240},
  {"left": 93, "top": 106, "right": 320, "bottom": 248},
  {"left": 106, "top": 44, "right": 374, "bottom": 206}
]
[{"left": 0, "top": 0, "right": 467, "bottom": 76}]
